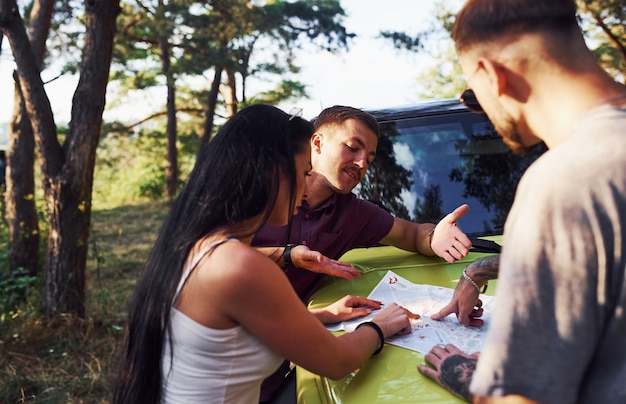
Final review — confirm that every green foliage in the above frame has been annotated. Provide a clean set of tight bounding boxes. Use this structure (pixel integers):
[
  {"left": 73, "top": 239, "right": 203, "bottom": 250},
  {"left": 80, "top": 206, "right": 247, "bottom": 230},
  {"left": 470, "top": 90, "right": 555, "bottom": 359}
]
[
  {"left": 0, "top": 268, "right": 38, "bottom": 320},
  {"left": 379, "top": 31, "right": 424, "bottom": 51},
  {"left": 94, "top": 126, "right": 196, "bottom": 209},
  {"left": 0, "top": 313, "right": 121, "bottom": 403},
  {"left": 0, "top": 192, "right": 42, "bottom": 322},
  {"left": 357, "top": 131, "right": 412, "bottom": 220},
  {"left": 111, "top": 0, "right": 353, "bottom": 130},
  {"left": 263, "top": 0, "right": 354, "bottom": 51},
  {"left": 110, "top": 68, "right": 161, "bottom": 90},
  {"left": 0, "top": 201, "right": 10, "bottom": 292},
  {"left": 45, "top": 0, "right": 85, "bottom": 76},
  {"left": 578, "top": 0, "right": 626, "bottom": 83},
  {"left": 381, "top": 0, "right": 626, "bottom": 99},
  {"left": 377, "top": 1, "right": 466, "bottom": 99},
  {"left": 0, "top": 194, "right": 9, "bottom": 275},
  {"left": 1, "top": 202, "right": 169, "bottom": 402},
  {"left": 247, "top": 79, "right": 309, "bottom": 105},
  {"left": 414, "top": 184, "right": 444, "bottom": 224}
]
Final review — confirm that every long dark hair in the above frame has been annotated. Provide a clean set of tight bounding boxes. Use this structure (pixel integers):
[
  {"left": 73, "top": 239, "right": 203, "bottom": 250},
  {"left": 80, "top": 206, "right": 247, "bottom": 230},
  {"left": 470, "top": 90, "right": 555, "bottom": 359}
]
[{"left": 113, "top": 104, "right": 313, "bottom": 403}]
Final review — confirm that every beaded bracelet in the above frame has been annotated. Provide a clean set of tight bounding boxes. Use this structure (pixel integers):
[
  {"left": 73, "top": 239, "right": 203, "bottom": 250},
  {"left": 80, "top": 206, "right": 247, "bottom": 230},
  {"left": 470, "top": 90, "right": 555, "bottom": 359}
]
[
  {"left": 356, "top": 321, "right": 385, "bottom": 356},
  {"left": 462, "top": 267, "right": 488, "bottom": 294}
]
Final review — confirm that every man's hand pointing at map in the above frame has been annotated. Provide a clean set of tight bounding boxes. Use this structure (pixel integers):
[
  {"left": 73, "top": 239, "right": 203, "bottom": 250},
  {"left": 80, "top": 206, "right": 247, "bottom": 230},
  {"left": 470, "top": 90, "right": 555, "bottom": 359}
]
[{"left": 430, "top": 255, "right": 500, "bottom": 327}]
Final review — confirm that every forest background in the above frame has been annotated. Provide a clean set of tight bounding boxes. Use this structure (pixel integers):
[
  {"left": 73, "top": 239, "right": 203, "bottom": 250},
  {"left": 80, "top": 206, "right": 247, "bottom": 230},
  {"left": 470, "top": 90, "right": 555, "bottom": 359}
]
[{"left": 0, "top": 0, "right": 624, "bottom": 401}]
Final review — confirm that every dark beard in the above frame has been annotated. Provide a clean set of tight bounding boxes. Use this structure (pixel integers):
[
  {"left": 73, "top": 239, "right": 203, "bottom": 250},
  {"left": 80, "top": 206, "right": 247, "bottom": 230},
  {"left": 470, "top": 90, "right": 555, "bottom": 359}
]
[
  {"left": 495, "top": 115, "right": 532, "bottom": 155},
  {"left": 502, "top": 133, "right": 530, "bottom": 155}
]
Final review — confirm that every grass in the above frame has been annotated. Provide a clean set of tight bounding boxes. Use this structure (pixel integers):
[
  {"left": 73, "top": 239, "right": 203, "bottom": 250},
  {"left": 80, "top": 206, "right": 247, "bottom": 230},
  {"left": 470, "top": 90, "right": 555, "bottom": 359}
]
[{"left": 0, "top": 200, "right": 170, "bottom": 403}]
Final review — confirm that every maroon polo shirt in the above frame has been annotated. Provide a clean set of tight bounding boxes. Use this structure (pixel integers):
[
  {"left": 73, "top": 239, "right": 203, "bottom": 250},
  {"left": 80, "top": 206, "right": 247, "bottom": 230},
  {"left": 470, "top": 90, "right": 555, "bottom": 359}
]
[
  {"left": 252, "top": 191, "right": 395, "bottom": 303},
  {"left": 253, "top": 192, "right": 394, "bottom": 402}
]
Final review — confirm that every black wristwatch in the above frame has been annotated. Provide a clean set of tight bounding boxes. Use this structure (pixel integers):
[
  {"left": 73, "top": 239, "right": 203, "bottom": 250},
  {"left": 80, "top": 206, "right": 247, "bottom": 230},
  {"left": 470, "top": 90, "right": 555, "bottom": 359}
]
[{"left": 283, "top": 244, "right": 297, "bottom": 269}]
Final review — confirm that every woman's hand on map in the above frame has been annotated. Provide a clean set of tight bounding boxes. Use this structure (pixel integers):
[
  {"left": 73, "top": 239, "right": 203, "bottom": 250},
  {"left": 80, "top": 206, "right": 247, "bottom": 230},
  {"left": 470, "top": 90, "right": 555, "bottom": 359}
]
[
  {"left": 417, "top": 344, "right": 479, "bottom": 401},
  {"left": 372, "top": 302, "right": 418, "bottom": 337},
  {"left": 310, "top": 295, "right": 383, "bottom": 325}
]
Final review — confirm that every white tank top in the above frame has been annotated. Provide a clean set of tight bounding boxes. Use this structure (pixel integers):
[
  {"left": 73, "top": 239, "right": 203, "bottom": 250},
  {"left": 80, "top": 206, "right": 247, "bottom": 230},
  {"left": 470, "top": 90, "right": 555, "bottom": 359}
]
[{"left": 161, "top": 238, "right": 283, "bottom": 403}]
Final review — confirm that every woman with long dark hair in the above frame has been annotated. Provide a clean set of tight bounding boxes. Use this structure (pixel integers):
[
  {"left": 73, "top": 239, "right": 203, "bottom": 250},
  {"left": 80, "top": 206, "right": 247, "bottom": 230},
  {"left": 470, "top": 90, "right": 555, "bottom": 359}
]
[{"left": 113, "top": 104, "right": 412, "bottom": 403}]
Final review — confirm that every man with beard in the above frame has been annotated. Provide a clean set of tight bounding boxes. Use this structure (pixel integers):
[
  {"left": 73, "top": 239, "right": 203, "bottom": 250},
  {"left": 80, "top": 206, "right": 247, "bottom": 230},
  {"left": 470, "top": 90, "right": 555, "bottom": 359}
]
[
  {"left": 418, "top": 0, "right": 626, "bottom": 403},
  {"left": 253, "top": 105, "right": 474, "bottom": 403}
]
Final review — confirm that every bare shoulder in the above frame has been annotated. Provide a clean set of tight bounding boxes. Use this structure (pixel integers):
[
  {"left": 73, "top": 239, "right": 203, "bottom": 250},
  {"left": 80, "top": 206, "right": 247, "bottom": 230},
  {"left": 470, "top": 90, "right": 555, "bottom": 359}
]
[
  {"left": 194, "top": 240, "right": 283, "bottom": 286},
  {"left": 177, "top": 239, "right": 288, "bottom": 328},
  {"left": 213, "top": 240, "right": 277, "bottom": 271}
]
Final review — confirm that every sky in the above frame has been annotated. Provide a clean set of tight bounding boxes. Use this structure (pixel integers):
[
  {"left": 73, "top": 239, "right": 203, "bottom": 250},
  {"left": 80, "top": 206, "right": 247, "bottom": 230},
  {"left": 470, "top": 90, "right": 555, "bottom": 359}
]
[
  {"left": 0, "top": 0, "right": 463, "bottom": 131},
  {"left": 276, "top": 0, "right": 454, "bottom": 119}
]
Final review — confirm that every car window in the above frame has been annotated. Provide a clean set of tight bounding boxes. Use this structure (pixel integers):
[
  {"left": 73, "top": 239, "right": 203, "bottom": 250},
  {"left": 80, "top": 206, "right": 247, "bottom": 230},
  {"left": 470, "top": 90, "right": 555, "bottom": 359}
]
[{"left": 356, "top": 108, "right": 546, "bottom": 236}]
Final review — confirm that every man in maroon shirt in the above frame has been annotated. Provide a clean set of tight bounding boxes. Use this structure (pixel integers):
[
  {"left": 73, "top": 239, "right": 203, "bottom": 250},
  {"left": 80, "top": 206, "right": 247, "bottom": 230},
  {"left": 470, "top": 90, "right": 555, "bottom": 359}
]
[{"left": 253, "top": 105, "right": 472, "bottom": 403}]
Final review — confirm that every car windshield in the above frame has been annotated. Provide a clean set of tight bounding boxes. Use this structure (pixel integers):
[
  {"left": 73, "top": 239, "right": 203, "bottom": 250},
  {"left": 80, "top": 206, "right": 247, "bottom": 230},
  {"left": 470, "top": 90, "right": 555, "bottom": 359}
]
[{"left": 356, "top": 108, "right": 545, "bottom": 236}]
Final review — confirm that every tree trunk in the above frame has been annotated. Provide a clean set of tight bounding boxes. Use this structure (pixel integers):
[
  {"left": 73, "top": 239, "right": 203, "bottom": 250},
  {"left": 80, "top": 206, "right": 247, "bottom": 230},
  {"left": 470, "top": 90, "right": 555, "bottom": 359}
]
[
  {"left": 198, "top": 65, "right": 223, "bottom": 156},
  {"left": 4, "top": 0, "right": 53, "bottom": 276},
  {"left": 42, "top": 0, "right": 120, "bottom": 317},
  {"left": 223, "top": 67, "right": 238, "bottom": 117},
  {"left": 160, "top": 37, "right": 178, "bottom": 199},
  {"left": 165, "top": 81, "right": 178, "bottom": 199},
  {"left": 6, "top": 76, "right": 39, "bottom": 275},
  {"left": 593, "top": 14, "right": 626, "bottom": 70},
  {"left": 0, "top": 0, "right": 120, "bottom": 316}
]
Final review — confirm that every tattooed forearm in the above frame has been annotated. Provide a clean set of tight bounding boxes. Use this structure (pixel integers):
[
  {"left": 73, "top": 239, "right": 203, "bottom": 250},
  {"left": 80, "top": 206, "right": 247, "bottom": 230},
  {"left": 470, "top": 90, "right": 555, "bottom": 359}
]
[
  {"left": 465, "top": 255, "right": 499, "bottom": 285},
  {"left": 438, "top": 354, "right": 477, "bottom": 402}
]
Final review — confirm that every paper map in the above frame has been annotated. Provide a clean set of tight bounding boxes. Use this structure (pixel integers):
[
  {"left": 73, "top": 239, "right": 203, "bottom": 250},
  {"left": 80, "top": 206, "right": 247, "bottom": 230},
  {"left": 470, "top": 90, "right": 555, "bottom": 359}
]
[{"left": 326, "top": 270, "right": 495, "bottom": 354}]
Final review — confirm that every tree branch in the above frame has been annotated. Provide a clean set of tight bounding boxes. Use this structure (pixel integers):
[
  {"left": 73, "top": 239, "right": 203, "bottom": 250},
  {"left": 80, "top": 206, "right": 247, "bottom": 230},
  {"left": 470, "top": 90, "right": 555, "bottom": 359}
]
[
  {"left": 107, "top": 107, "right": 206, "bottom": 132},
  {"left": 0, "top": 0, "right": 63, "bottom": 176}
]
